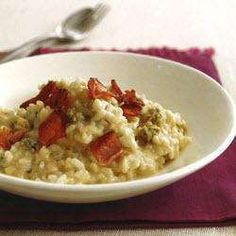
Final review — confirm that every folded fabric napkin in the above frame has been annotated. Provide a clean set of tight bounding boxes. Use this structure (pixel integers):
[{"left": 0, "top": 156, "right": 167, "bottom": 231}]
[{"left": 0, "top": 47, "right": 235, "bottom": 229}]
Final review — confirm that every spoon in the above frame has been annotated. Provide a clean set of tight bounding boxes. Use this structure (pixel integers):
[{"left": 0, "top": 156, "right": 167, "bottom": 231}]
[{"left": 0, "top": 3, "right": 109, "bottom": 64}]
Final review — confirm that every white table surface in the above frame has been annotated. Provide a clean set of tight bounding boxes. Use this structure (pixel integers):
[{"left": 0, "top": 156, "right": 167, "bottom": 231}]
[{"left": 0, "top": 0, "right": 235, "bottom": 235}]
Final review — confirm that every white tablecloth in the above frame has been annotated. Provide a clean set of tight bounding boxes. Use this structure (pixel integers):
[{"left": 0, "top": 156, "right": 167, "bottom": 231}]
[
  {"left": 0, "top": 0, "right": 235, "bottom": 235},
  {"left": 0, "top": 227, "right": 235, "bottom": 236}
]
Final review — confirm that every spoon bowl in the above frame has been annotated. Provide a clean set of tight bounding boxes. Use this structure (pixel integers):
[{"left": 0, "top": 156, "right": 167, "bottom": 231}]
[{"left": 56, "top": 4, "right": 109, "bottom": 41}]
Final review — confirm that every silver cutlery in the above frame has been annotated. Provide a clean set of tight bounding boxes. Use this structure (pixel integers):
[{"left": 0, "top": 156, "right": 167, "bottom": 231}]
[{"left": 0, "top": 3, "right": 109, "bottom": 64}]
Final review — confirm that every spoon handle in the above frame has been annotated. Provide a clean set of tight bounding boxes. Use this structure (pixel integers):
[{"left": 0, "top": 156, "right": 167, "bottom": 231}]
[{"left": 0, "top": 35, "right": 59, "bottom": 64}]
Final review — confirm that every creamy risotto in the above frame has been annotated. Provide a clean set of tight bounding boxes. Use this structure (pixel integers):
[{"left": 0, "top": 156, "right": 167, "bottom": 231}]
[{"left": 0, "top": 79, "right": 191, "bottom": 184}]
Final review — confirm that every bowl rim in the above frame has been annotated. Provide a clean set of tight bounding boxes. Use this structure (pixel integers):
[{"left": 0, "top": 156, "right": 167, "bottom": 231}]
[{"left": 0, "top": 50, "right": 235, "bottom": 192}]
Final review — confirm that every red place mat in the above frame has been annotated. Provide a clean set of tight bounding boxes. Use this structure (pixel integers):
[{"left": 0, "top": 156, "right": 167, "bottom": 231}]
[{"left": 0, "top": 47, "right": 235, "bottom": 229}]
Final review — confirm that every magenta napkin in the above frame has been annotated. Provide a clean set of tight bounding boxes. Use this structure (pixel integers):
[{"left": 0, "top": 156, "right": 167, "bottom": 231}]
[{"left": 0, "top": 47, "right": 235, "bottom": 229}]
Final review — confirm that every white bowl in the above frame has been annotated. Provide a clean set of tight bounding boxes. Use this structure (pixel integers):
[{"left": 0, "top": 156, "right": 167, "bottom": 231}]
[{"left": 0, "top": 52, "right": 235, "bottom": 203}]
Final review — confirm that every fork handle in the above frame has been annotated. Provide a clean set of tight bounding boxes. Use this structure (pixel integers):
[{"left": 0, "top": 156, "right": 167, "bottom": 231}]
[{"left": 0, "top": 35, "right": 59, "bottom": 64}]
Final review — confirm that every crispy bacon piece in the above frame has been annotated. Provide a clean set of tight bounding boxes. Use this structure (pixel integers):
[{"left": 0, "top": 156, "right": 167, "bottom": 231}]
[
  {"left": 87, "top": 79, "right": 144, "bottom": 118},
  {"left": 20, "top": 81, "right": 56, "bottom": 109},
  {"left": 88, "top": 78, "right": 113, "bottom": 100},
  {"left": 111, "top": 84, "right": 144, "bottom": 118},
  {"left": 20, "top": 97, "right": 38, "bottom": 109},
  {"left": 90, "top": 131, "right": 123, "bottom": 166},
  {"left": 45, "top": 87, "right": 71, "bottom": 112},
  {"left": 20, "top": 81, "right": 72, "bottom": 112},
  {"left": 123, "top": 90, "right": 144, "bottom": 106},
  {"left": 39, "top": 110, "right": 68, "bottom": 147},
  {"left": 0, "top": 129, "right": 26, "bottom": 150},
  {"left": 121, "top": 90, "right": 144, "bottom": 119},
  {"left": 121, "top": 103, "right": 143, "bottom": 118},
  {"left": 111, "top": 79, "right": 124, "bottom": 102}
]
